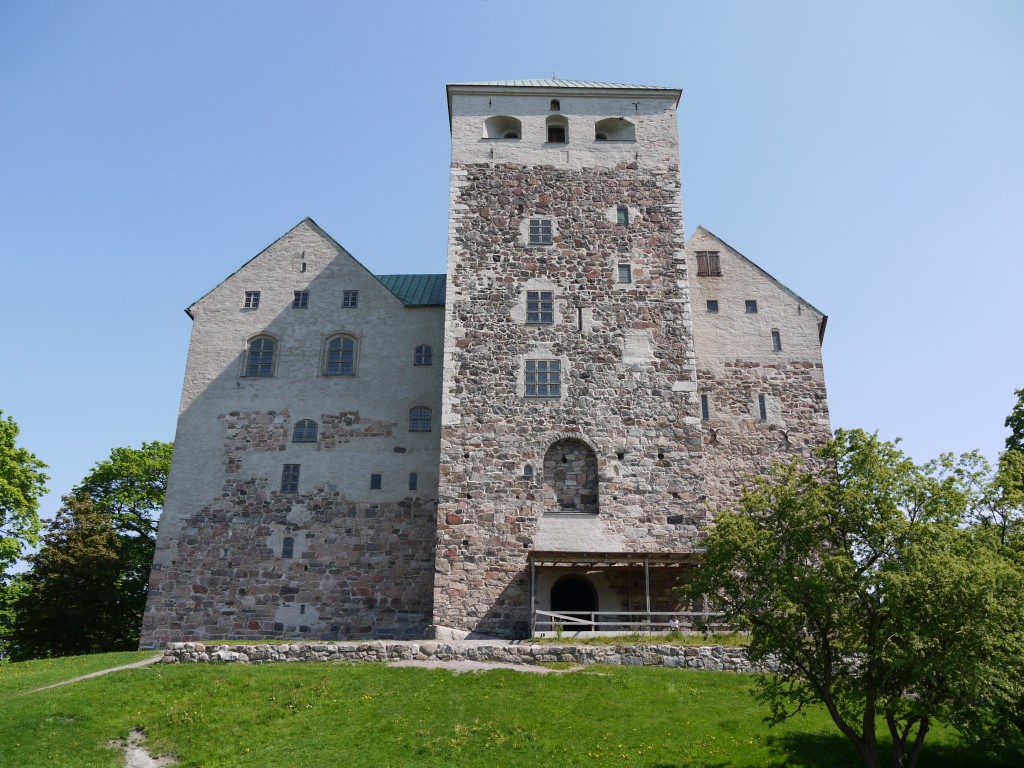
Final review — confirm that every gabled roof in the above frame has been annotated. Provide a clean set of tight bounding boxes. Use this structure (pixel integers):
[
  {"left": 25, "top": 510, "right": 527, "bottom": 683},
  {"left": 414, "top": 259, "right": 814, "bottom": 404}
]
[
  {"left": 376, "top": 274, "right": 446, "bottom": 306},
  {"left": 185, "top": 218, "right": 444, "bottom": 317},
  {"left": 450, "top": 79, "right": 674, "bottom": 90},
  {"left": 689, "top": 226, "right": 829, "bottom": 342}
]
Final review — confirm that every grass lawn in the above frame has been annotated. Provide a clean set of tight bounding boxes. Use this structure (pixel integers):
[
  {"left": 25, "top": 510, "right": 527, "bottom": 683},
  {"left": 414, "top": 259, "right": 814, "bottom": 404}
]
[{"left": 1, "top": 653, "right": 1020, "bottom": 767}]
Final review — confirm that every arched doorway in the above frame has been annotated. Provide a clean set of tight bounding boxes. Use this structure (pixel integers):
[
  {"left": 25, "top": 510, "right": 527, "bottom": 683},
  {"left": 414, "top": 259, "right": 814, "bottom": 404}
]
[{"left": 550, "top": 575, "right": 598, "bottom": 617}]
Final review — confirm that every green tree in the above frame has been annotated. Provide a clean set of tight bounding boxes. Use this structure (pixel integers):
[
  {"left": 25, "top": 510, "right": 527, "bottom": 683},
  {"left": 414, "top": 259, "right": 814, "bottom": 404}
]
[
  {"left": 1007, "top": 388, "right": 1024, "bottom": 454},
  {"left": 0, "top": 410, "right": 48, "bottom": 573},
  {"left": 74, "top": 440, "right": 172, "bottom": 546},
  {"left": 10, "top": 495, "right": 144, "bottom": 660},
  {"left": 0, "top": 574, "right": 29, "bottom": 659},
  {"left": 690, "top": 429, "right": 1024, "bottom": 768}
]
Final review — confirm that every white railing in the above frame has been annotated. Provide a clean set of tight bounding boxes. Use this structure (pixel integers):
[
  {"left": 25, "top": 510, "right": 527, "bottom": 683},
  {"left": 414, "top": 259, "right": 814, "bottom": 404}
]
[{"left": 534, "top": 610, "right": 728, "bottom": 637}]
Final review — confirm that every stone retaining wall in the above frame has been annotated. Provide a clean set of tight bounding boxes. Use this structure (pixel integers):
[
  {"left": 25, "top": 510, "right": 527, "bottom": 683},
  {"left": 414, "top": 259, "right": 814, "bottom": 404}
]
[{"left": 161, "top": 641, "right": 774, "bottom": 673}]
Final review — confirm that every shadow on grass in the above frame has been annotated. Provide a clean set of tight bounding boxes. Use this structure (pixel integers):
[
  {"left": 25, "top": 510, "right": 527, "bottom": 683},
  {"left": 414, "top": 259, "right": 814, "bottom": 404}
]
[{"left": 644, "top": 731, "right": 1021, "bottom": 768}]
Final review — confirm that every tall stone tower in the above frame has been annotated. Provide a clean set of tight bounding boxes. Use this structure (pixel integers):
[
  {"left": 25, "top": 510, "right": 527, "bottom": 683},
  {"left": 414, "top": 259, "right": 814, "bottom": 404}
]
[{"left": 433, "top": 81, "right": 709, "bottom": 637}]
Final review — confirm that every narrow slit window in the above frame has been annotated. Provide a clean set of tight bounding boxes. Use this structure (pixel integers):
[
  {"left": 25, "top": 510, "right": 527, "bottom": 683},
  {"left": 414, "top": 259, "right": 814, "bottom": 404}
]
[
  {"left": 616, "top": 206, "right": 629, "bottom": 226},
  {"left": 772, "top": 330, "right": 782, "bottom": 351},
  {"left": 617, "top": 264, "right": 632, "bottom": 284},
  {"left": 701, "top": 394, "right": 710, "bottom": 421},
  {"left": 408, "top": 472, "right": 418, "bottom": 491},
  {"left": 758, "top": 395, "right": 767, "bottom": 421},
  {"left": 282, "top": 536, "right": 294, "bottom": 559},
  {"left": 526, "top": 291, "right": 554, "bottom": 323}
]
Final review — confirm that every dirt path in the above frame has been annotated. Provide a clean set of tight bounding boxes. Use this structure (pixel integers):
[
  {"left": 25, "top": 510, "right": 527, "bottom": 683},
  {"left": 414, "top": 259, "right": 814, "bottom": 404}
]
[{"left": 26, "top": 653, "right": 164, "bottom": 694}]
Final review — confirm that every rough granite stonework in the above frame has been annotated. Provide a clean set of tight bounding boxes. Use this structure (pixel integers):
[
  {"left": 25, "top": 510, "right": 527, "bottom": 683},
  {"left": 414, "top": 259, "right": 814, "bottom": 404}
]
[
  {"left": 434, "top": 83, "right": 710, "bottom": 637},
  {"left": 161, "top": 641, "right": 776, "bottom": 673},
  {"left": 141, "top": 80, "right": 832, "bottom": 648}
]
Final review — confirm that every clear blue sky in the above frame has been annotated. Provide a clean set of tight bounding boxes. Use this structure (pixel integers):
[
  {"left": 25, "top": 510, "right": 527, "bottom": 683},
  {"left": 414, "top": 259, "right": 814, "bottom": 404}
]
[{"left": 2, "top": 0, "right": 1022, "bottom": 529}]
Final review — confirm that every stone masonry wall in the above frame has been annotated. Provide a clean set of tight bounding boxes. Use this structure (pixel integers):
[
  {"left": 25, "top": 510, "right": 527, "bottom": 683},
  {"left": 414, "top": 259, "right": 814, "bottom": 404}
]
[
  {"left": 435, "top": 160, "right": 708, "bottom": 637},
  {"left": 160, "top": 640, "right": 774, "bottom": 673},
  {"left": 140, "top": 478, "right": 436, "bottom": 647}
]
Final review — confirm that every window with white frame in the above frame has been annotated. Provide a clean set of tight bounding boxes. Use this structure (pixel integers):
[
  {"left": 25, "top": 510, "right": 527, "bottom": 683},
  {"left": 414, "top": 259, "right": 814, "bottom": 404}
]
[
  {"left": 244, "top": 291, "right": 261, "bottom": 309},
  {"left": 292, "top": 291, "right": 309, "bottom": 308},
  {"left": 342, "top": 290, "right": 358, "bottom": 308},
  {"left": 528, "top": 218, "right": 552, "bottom": 245},
  {"left": 525, "top": 360, "right": 561, "bottom": 397},
  {"left": 526, "top": 291, "right": 554, "bottom": 324}
]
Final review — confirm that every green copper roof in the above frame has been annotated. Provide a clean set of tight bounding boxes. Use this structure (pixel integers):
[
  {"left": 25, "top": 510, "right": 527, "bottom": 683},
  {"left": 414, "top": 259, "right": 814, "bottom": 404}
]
[
  {"left": 376, "top": 274, "right": 446, "bottom": 306},
  {"left": 450, "top": 79, "right": 673, "bottom": 90}
]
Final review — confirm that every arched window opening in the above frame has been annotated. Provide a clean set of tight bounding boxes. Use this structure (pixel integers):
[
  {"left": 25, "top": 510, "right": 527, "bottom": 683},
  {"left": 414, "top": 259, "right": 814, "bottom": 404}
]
[
  {"left": 550, "top": 575, "right": 598, "bottom": 617},
  {"left": 549, "top": 99, "right": 561, "bottom": 111},
  {"left": 244, "top": 336, "right": 275, "bottom": 377},
  {"left": 325, "top": 335, "right": 356, "bottom": 376},
  {"left": 544, "top": 438, "right": 599, "bottom": 513},
  {"left": 292, "top": 419, "right": 318, "bottom": 443},
  {"left": 282, "top": 537, "right": 294, "bottom": 559},
  {"left": 484, "top": 115, "right": 522, "bottom": 139},
  {"left": 546, "top": 115, "right": 568, "bottom": 143},
  {"left": 414, "top": 344, "right": 433, "bottom": 365},
  {"left": 410, "top": 406, "right": 432, "bottom": 432},
  {"left": 523, "top": 464, "right": 535, "bottom": 478},
  {"left": 594, "top": 118, "right": 635, "bottom": 142}
]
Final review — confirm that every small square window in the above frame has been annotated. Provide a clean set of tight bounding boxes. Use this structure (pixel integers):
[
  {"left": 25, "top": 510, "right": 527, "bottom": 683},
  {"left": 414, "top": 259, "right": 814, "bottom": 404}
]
[
  {"left": 342, "top": 290, "right": 359, "bottom": 308},
  {"left": 696, "top": 252, "right": 721, "bottom": 277},
  {"left": 772, "top": 330, "right": 782, "bottom": 351},
  {"left": 746, "top": 300, "right": 758, "bottom": 314},
  {"left": 526, "top": 291, "right": 554, "bottom": 324},
  {"left": 414, "top": 345, "right": 433, "bottom": 365},
  {"left": 370, "top": 473, "right": 382, "bottom": 490},
  {"left": 701, "top": 394, "right": 710, "bottom": 421},
  {"left": 706, "top": 300, "right": 719, "bottom": 313},
  {"left": 244, "top": 291, "right": 260, "bottom": 309},
  {"left": 616, "top": 206, "right": 629, "bottom": 226},
  {"left": 281, "top": 464, "right": 300, "bottom": 494},
  {"left": 525, "top": 359, "right": 561, "bottom": 398},
  {"left": 617, "top": 264, "right": 632, "bottom": 284},
  {"left": 528, "top": 218, "right": 552, "bottom": 246},
  {"left": 292, "top": 291, "right": 309, "bottom": 308},
  {"left": 408, "top": 472, "right": 418, "bottom": 491}
]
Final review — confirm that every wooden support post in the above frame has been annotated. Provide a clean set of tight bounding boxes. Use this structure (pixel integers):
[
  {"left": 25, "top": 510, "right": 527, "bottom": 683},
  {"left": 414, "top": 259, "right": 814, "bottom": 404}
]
[
  {"left": 530, "top": 555, "right": 536, "bottom": 637},
  {"left": 644, "top": 556, "right": 651, "bottom": 626}
]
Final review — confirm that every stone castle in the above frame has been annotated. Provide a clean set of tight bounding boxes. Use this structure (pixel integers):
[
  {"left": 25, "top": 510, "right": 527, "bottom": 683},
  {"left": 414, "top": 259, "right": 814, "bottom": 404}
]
[{"left": 139, "top": 80, "right": 831, "bottom": 647}]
